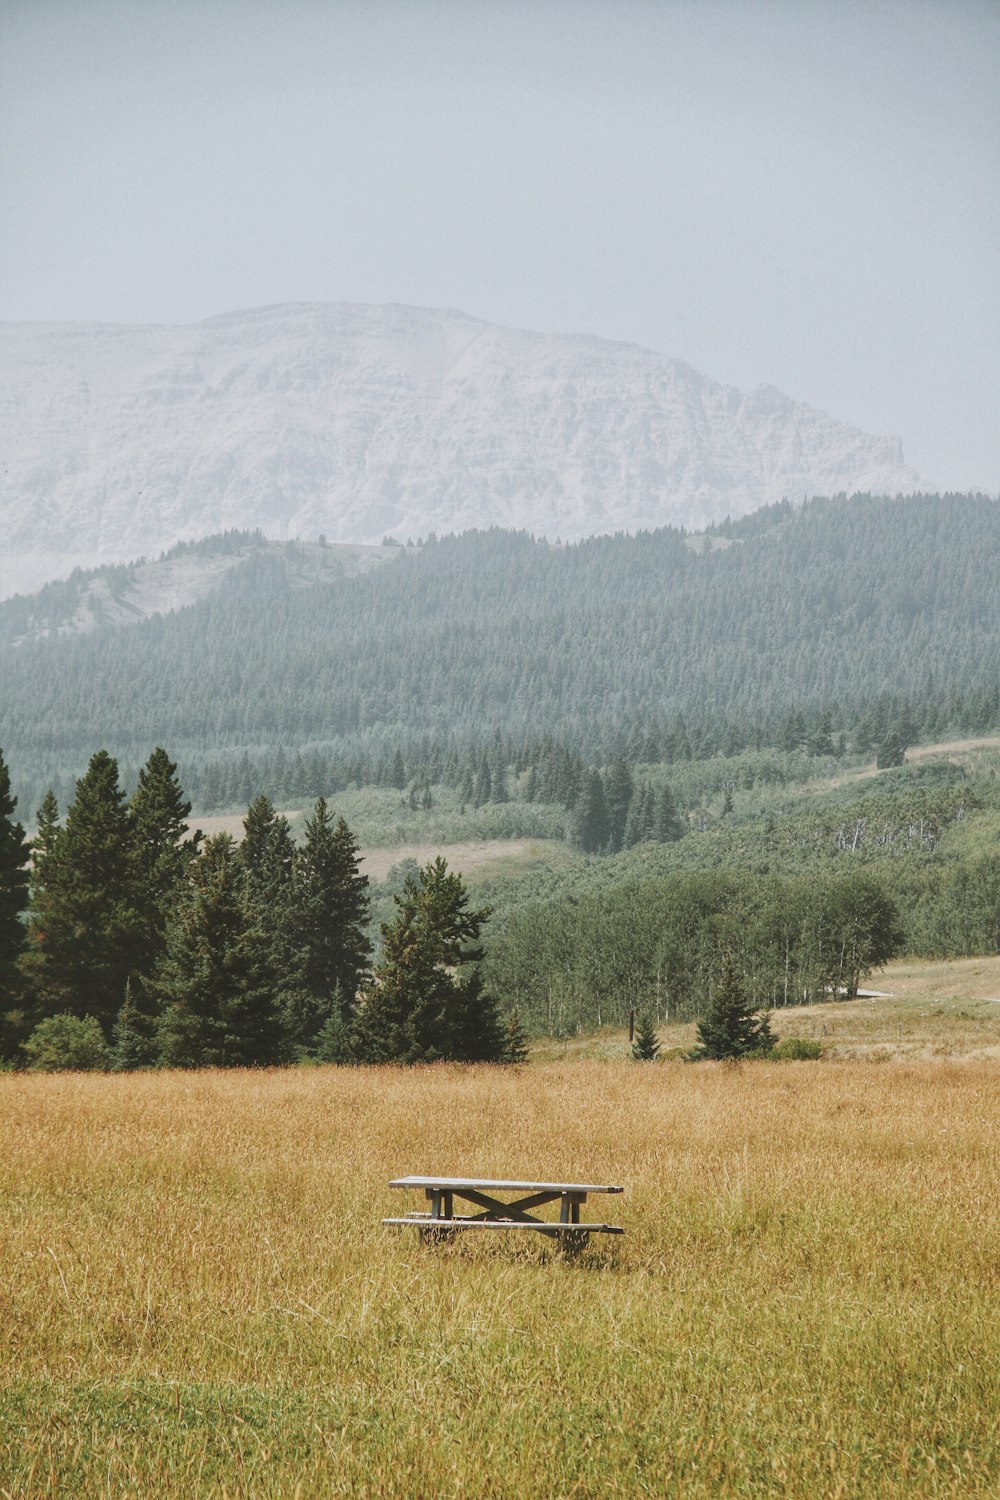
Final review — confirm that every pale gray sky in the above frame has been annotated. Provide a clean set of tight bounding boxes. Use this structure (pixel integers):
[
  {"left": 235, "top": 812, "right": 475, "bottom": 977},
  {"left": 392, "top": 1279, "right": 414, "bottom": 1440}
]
[{"left": 2, "top": 0, "right": 998, "bottom": 490}]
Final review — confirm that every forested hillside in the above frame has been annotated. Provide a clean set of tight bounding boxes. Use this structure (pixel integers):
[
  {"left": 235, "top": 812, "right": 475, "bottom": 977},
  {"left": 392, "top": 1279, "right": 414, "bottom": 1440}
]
[{"left": 1, "top": 493, "right": 998, "bottom": 815}]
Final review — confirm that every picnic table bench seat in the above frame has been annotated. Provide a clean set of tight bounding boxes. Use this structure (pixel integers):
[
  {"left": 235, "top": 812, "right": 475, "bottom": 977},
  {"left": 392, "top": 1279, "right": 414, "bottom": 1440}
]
[{"left": 384, "top": 1175, "right": 624, "bottom": 1243}]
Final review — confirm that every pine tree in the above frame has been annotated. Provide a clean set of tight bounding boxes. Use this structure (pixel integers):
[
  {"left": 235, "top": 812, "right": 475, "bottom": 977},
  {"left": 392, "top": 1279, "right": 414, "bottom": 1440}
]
[
  {"left": 290, "top": 800, "right": 371, "bottom": 1052},
  {"left": 693, "top": 953, "right": 775, "bottom": 1060},
  {"left": 240, "top": 795, "right": 295, "bottom": 901},
  {"left": 313, "top": 1004, "right": 353, "bottom": 1064},
  {"left": 575, "top": 770, "right": 610, "bottom": 853},
  {"left": 631, "top": 1013, "right": 661, "bottom": 1060},
  {"left": 31, "top": 791, "right": 62, "bottom": 873},
  {"left": 0, "top": 750, "right": 31, "bottom": 1055},
  {"left": 501, "top": 1009, "right": 530, "bottom": 1064},
  {"left": 355, "top": 857, "right": 502, "bottom": 1063},
  {"left": 603, "top": 758, "right": 634, "bottom": 853},
  {"left": 111, "top": 978, "right": 157, "bottom": 1070},
  {"left": 876, "top": 731, "right": 905, "bottom": 769},
  {"left": 128, "top": 748, "right": 201, "bottom": 1010},
  {"left": 622, "top": 782, "right": 657, "bottom": 847},
  {"left": 781, "top": 710, "right": 807, "bottom": 752},
  {"left": 473, "top": 756, "right": 492, "bottom": 807},
  {"left": 154, "top": 834, "right": 285, "bottom": 1068},
  {"left": 390, "top": 749, "right": 406, "bottom": 790},
  {"left": 238, "top": 794, "right": 310, "bottom": 1048},
  {"left": 654, "top": 785, "right": 683, "bottom": 843},
  {"left": 16, "top": 793, "right": 61, "bottom": 1031},
  {"left": 21, "top": 752, "right": 141, "bottom": 1035}
]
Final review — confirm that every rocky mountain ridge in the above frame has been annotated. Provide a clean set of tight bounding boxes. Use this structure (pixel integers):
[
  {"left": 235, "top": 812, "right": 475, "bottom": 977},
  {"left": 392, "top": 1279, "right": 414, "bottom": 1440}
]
[{"left": 0, "top": 301, "right": 922, "bottom": 596}]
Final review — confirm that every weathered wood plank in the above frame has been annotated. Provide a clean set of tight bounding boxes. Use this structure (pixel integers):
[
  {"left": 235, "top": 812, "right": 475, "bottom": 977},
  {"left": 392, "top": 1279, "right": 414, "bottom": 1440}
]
[
  {"left": 389, "top": 1176, "right": 623, "bottom": 1194},
  {"left": 382, "top": 1217, "right": 624, "bottom": 1235}
]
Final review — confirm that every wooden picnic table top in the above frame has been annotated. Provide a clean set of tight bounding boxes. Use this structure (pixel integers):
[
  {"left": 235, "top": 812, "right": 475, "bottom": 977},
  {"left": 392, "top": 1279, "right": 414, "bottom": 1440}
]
[{"left": 389, "top": 1175, "right": 623, "bottom": 1195}]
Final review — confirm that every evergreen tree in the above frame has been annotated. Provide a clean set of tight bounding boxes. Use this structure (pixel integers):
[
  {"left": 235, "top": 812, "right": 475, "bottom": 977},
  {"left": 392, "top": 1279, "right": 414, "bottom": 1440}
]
[
  {"left": 654, "top": 785, "right": 683, "bottom": 843},
  {"left": 631, "top": 1013, "right": 661, "bottom": 1060},
  {"left": 876, "top": 731, "right": 905, "bottom": 769},
  {"left": 111, "top": 978, "right": 157, "bottom": 1070},
  {"left": 693, "top": 952, "right": 775, "bottom": 1060},
  {"left": 0, "top": 750, "right": 31, "bottom": 1055},
  {"left": 808, "top": 712, "right": 834, "bottom": 757},
  {"left": 31, "top": 791, "right": 62, "bottom": 872},
  {"left": 238, "top": 794, "right": 302, "bottom": 1010},
  {"left": 501, "top": 1009, "right": 530, "bottom": 1065},
  {"left": 313, "top": 991, "right": 354, "bottom": 1063},
  {"left": 603, "top": 758, "right": 634, "bottom": 852},
  {"left": 473, "top": 756, "right": 492, "bottom": 807},
  {"left": 623, "top": 782, "right": 654, "bottom": 847},
  {"left": 390, "top": 749, "right": 406, "bottom": 790},
  {"left": 240, "top": 795, "right": 295, "bottom": 901},
  {"left": 355, "top": 856, "right": 502, "bottom": 1063},
  {"left": 575, "top": 770, "right": 610, "bottom": 853},
  {"left": 781, "top": 710, "right": 807, "bottom": 753},
  {"left": 21, "top": 751, "right": 141, "bottom": 1035},
  {"left": 154, "top": 834, "right": 285, "bottom": 1068},
  {"left": 130, "top": 748, "right": 200, "bottom": 903},
  {"left": 290, "top": 799, "right": 371, "bottom": 1052},
  {"left": 128, "top": 747, "right": 201, "bottom": 1010},
  {"left": 23, "top": 1013, "right": 110, "bottom": 1072}
]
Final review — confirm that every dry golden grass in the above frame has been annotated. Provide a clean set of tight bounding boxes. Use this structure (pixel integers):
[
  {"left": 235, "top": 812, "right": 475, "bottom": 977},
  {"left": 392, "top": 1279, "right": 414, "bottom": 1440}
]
[
  {"left": 1, "top": 1058, "right": 998, "bottom": 1497},
  {"left": 532, "top": 956, "right": 1000, "bottom": 1066}
]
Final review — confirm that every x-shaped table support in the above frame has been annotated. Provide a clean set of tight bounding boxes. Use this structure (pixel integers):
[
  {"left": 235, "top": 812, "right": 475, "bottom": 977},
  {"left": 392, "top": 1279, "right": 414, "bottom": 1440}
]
[{"left": 424, "top": 1184, "right": 585, "bottom": 1230}]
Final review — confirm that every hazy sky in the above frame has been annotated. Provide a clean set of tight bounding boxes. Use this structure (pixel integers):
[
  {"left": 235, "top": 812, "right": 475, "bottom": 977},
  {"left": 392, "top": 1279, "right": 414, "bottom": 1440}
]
[{"left": 2, "top": 0, "right": 998, "bottom": 490}]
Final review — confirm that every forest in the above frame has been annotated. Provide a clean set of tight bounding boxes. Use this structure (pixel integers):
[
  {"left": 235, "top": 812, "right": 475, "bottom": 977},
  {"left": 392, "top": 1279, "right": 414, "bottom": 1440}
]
[
  {"left": 1, "top": 492, "right": 999, "bottom": 817},
  {"left": 3, "top": 730, "right": 999, "bottom": 1064},
  {"left": 2, "top": 492, "right": 999, "bottom": 1065},
  {"left": 0, "top": 746, "right": 520, "bottom": 1069}
]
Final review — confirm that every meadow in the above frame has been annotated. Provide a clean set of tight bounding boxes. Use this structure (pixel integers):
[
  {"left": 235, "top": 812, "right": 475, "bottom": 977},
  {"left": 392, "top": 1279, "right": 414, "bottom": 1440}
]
[{"left": 2, "top": 1048, "right": 998, "bottom": 1496}]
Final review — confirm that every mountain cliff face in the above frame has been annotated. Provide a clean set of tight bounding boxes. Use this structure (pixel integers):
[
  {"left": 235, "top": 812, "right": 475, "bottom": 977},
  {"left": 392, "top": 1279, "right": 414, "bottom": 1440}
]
[{"left": 0, "top": 301, "right": 921, "bottom": 595}]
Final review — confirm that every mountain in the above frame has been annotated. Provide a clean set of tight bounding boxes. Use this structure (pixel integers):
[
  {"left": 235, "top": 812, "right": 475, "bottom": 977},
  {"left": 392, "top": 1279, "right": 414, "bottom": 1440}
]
[
  {"left": 2, "top": 494, "right": 997, "bottom": 821},
  {"left": 0, "top": 302, "right": 922, "bottom": 596}
]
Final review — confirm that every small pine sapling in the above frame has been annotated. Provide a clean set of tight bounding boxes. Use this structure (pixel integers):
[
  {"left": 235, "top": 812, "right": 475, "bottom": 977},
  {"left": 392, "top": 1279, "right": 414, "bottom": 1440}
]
[
  {"left": 693, "top": 953, "right": 775, "bottom": 1060},
  {"left": 631, "top": 1013, "right": 661, "bottom": 1061},
  {"left": 502, "top": 1009, "right": 530, "bottom": 1065}
]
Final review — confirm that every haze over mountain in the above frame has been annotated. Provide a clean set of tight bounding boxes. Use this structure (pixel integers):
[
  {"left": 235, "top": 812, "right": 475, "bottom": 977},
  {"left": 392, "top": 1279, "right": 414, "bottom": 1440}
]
[{"left": 0, "top": 302, "right": 923, "bottom": 597}]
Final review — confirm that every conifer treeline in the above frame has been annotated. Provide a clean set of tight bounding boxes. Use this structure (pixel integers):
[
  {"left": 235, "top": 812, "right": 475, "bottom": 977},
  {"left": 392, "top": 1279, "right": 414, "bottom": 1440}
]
[
  {"left": 0, "top": 748, "right": 508, "bottom": 1069},
  {"left": 3, "top": 494, "right": 999, "bottom": 817}
]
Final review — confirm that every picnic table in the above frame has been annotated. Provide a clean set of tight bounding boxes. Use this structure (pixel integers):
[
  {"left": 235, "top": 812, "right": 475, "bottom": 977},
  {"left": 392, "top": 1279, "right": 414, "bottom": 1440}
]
[{"left": 383, "top": 1175, "right": 624, "bottom": 1248}]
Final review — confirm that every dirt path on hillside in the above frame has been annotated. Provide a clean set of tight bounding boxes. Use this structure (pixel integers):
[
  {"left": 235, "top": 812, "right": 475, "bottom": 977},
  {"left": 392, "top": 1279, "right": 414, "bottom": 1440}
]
[
  {"left": 356, "top": 838, "right": 553, "bottom": 882},
  {"left": 815, "top": 735, "right": 1000, "bottom": 792}
]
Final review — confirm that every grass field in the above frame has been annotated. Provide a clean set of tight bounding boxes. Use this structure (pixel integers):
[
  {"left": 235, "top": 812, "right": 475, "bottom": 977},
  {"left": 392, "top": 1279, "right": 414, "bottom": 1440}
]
[
  {"left": 2, "top": 1051, "right": 998, "bottom": 1496},
  {"left": 531, "top": 956, "right": 1000, "bottom": 1066}
]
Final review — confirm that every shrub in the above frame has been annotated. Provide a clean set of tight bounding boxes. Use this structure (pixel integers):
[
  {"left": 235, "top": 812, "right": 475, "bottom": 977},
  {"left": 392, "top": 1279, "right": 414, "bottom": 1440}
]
[
  {"left": 23, "top": 1014, "right": 111, "bottom": 1072},
  {"left": 770, "top": 1037, "right": 823, "bottom": 1061}
]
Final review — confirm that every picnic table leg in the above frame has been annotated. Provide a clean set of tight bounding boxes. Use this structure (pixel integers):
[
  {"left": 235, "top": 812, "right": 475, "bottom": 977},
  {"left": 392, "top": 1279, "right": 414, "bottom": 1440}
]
[
  {"left": 420, "top": 1187, "right": 456, "bottom": 1245},
  {"left": 559, "top": 1194, "right": 587, "bottom": 1257}
]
